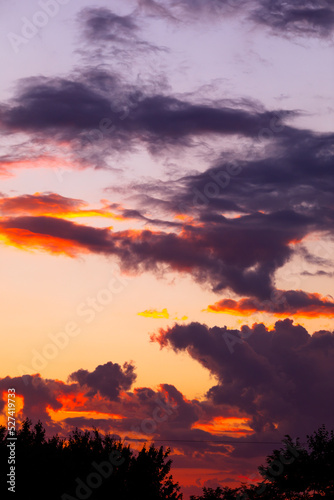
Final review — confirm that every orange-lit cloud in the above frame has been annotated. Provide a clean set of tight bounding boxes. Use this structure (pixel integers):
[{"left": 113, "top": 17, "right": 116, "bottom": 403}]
[
  {"left": 204, "top": 291, "right": 334, "bottom": 319},
  {"left": 174, "top": 213, "right": 195, "bottom": 224},
  {"left": 0, "top": 202, "right": 332, "bottom": 324},
  {"left": 0, "top": 227, "right": 88, "bottom": 257},
  {"left": 192, "top": 416, "right": 252, "bottom": 438},
  {"left": 47, "top": 407, "right": 124, "bottom": 422},
  {"left": 0, "top": 155, "right": 75, "bottom": 177},
  {"left": 0, "top": 193, "right": 125, "bottom": 221},
  {"left": 205, "top": 299, "right": 258, "bottom": 316},
  {"left": 2, "top": 391, "right": 24, "bottom": 412},
  {"left": 55, "top": 392, "right": 89, "bottom": 411},
  {"left": 0, "top": 217, "right": 172, "bottom": 258},
  {"left": 0, "top": 391, "right": 25, "bottom": 427},
  {"left": 138, "top": 308, "right": 170, "bottom": 319}
]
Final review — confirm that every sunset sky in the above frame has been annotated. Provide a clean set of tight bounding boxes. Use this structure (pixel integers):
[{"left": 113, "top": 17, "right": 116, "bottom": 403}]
[{"left": 1, "top": 0, "right": 334, "bottom": 496}]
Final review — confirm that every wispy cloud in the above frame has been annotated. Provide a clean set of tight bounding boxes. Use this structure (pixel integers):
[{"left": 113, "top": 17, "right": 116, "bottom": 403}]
[{"left": 135, "top": 0, "right": 334, "bottom": 39}]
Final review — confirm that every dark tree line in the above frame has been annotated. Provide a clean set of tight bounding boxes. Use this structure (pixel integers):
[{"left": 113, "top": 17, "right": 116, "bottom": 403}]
[
  {"left": 0, "top": 418, "right": 182, "bottom": 500},
  {"left": 191, "top": 426, "right": 334, "bottom": 500},
  {"left": 1, "top": 422, "right": 333, "bottom": 499}
]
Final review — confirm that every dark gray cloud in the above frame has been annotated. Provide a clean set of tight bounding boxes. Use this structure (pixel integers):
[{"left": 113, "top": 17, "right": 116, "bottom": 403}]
[
  {"left": 1, "top": 148, "right": 332, "bottom": 302},
  {"left": 0, "top": 66, "right": 301, "bottom": 181},
  {"left": 1, "top": 75, "right": 113, "bottom": 136},
  {"left": 0, "top": 368, "right": 252, "bottom": 463},
  {"left": 0, "top": 72, "right": 294, "bottom": 153},
  {"left": 301, "top": 270, "right": 334, "bottom": 278},
  {"left": 0, "top": 67, "right": 303, "bottom": 179},
  {"left": 0, "top": 213, "right": 301, "bottom": 299},
  {"left": 76, "top": 7, "right": 167, "bottom": 71},
  {"left": 251, "top": 0, "right": 334, "bottom": 38},
  {"left": 137, "top": 0, "right": 334, "bottom": 38},
  {"left": 1, "top": 121, "right": 333, "bottom": 302},
  {"left": 79, "top": 7, "right": 138, "bottom": 42},
  {"left": 137, "top": 0, "right": 247, "bottom": 20},
  {"left": 0, "top": 71, "right": 332, "bottom": 304},
  {"left": 126, "top": 129, "right": 334, "bottom": 302},
  {"left": 68, "top": 361, "right": 136, "bottom": 401},
  {"left": 164, "top": 131, "right": 334, "bottom": 217},
  {"left": 1, "top": 336, "right": 332, "bottom": 475},
  {"left": 153, "top": 319, "right": 334, "bottom": 438},
  {"left": 116, "top": 207, "right": 182, "bottom": 228}
]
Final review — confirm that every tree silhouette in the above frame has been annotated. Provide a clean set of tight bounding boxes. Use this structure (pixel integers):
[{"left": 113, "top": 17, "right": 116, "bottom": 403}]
[
  {"left": 258, "top": 426, "right": 334, "bottom": 498},
  {"left": 1, "top": 422, "right": 333, "bottom": 499},
  {"left": 0, "top": 418, "right": 182, "bottom": 500},
  {"left": 306, "top": 425, "right": 334, "bottom": 497},
  {"left": 190, "top": 486, "right": 238, "bottom": 499},
  {"left": 191, "top": 425, "right": 334, "bottom": 500}
]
